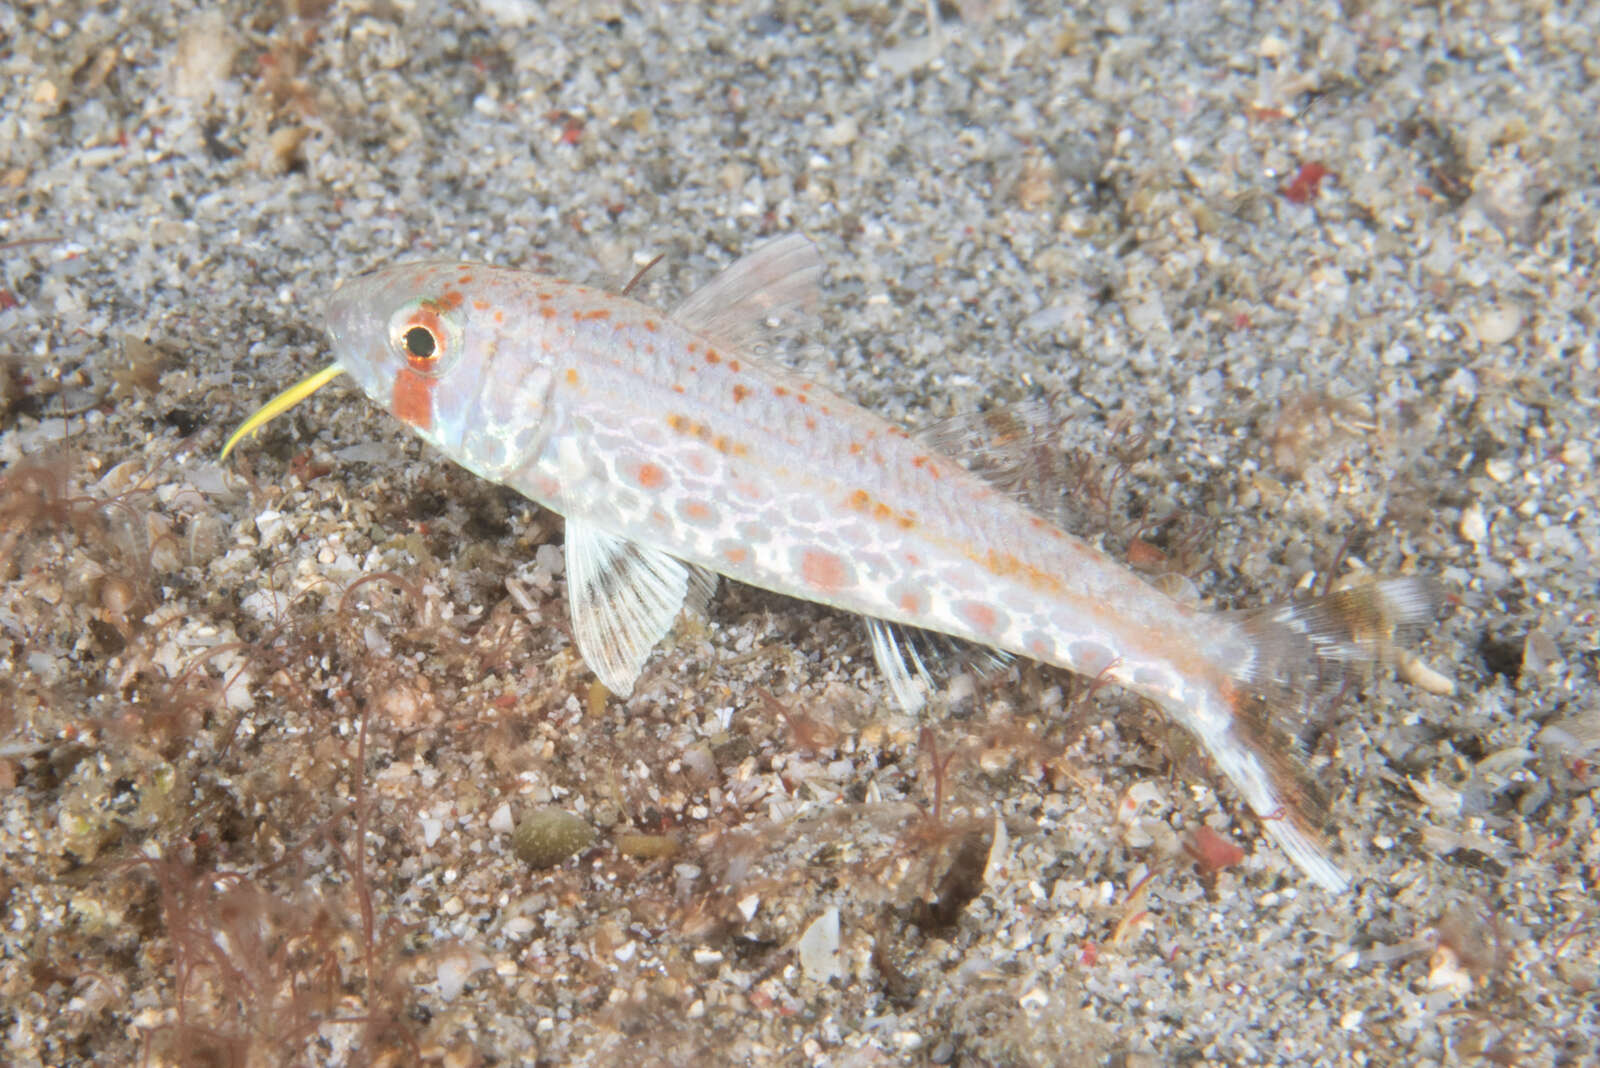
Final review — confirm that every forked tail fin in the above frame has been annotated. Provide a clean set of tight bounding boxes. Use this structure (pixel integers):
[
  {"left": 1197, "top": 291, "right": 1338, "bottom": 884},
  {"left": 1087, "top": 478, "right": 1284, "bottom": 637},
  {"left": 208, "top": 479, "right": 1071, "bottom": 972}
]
[
  {"left": 1231, "top": 577, "right": 1441, "bottom": 710},
  {"left": 1213, "top": 577, "right": 1444, "bottom": 890}
]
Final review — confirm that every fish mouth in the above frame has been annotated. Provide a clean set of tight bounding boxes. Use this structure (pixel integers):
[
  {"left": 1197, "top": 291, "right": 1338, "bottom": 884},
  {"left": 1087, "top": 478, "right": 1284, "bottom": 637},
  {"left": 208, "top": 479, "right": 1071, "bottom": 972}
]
[{"left": 322, "top": 271, "right": 403, "bottom": 403}]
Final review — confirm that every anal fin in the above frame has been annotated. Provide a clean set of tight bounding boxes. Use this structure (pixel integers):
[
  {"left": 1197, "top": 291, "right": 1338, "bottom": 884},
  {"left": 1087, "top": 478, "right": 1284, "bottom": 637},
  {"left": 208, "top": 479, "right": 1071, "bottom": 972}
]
[{"left": 867, "top": 618, "right": 1014, "bottom": 715}]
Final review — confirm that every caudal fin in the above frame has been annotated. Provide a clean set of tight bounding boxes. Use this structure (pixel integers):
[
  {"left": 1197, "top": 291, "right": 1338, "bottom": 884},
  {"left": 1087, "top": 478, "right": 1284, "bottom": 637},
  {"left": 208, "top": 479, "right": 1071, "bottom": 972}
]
[
  {"left": 1231, "top": 577, "right": 1442, "bottom": 714},
  {"left": 1215, "top": 577, "right": 1444, "bottom": 890}
]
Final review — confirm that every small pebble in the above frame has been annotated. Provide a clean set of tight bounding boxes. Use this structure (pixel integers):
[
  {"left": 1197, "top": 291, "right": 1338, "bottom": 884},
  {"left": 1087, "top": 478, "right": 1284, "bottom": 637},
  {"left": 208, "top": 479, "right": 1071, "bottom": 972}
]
[
  {"left": 1470, "top": 304, "right": 1522, "bottom": 346},
  {"left": 512, "top": 808, "right": 596, "bottom": 869},
  {"left": 797, "top": 907, "right": 842, "bottom": 982}
]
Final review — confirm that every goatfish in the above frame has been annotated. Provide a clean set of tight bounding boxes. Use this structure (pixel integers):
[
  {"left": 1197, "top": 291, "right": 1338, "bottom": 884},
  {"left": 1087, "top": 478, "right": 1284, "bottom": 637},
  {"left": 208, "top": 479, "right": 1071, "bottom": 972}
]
[{"left": 222, "top": 234, "right": 1443, "bottom": 891}]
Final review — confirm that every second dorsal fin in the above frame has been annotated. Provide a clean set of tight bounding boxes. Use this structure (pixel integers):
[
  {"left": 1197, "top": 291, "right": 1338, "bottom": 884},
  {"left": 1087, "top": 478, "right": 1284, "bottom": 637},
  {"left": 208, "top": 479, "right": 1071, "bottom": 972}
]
[{"left": 915, "top": 400, "right": 1079, "bottom": 515}]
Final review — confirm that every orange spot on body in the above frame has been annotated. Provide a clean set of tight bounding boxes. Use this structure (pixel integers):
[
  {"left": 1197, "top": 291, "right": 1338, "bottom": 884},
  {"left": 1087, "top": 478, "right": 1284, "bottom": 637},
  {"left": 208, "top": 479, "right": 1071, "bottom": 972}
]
[
  {"left": 980, "top": 549, "right": 1064, "bottom": 596},
  {"left": 472, "top": 299, "right": 491, "bottom": 312},
  {"left": 848, "top": 490, "right": 871, "bottom": 511},
  {"left": 391, "top": 369, "right": 434, "bottom": 430},
  {"left": 494, "top": 310, "right": 506, "bottom": 325},
  {"left": 565, "top": 368, "right": 579, "bottom": 386},
  {"left": 643, "top": 319, "right": 659, "bottom": 332},
  {"left": 705, "top": 349, "right": 721, "bottom": 364},
  {"left": 732, "top": 384, "right": 751, "bottom": 403},
  {"left": 1218, "top": 678, "right": 1240, "bottom": 707},
  {"left": 774, "top": 385, "right": 788, "bottom": 397},
  {"left": 848, "top": 442, "right": 863, "bottom": 455},
  {"left": 438, "top": 290, "right": 465, "bottom": 310},
  {"left": 728, "top": 360, "right": 741, "bottom": 372},
  {"left": 800, "top": 549, "right": 849, "bottom": 594},
  {"left": 958, "top": 601, "right": 1000, "bottom": 633},
  {"left": 723, "top": 546, "right": 749, "bottom": 565},
  {"left": 873, "top": 503, "right": 892, "bottom": 521},
  {"left": 899, "top": 591, "right": 923, "bottom": 614},
  {"left": 683, "top": 500, "right": 713, "bottom": 522},
  {"left": 636, "top": 463, "right": 667, "bottom": 489},
  {"left": 540, "top": 305, "right": 557, "bottom": 319},
  {"left": 577, "top": 308, "right": 611, "bottom": 321}
]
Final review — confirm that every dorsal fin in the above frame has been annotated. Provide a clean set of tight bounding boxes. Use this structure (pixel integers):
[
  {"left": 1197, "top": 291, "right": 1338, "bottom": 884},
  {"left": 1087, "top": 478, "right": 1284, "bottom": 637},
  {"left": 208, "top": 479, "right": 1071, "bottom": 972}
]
[
  {"left": 670, "top": 234, "right": 822, "bottom": 351},
  {"left": 917, "top": 400, "right": 1182, "bottom": 568},
  {"left": 915, "top": 399, "right": 1091, "bottom": 516}
]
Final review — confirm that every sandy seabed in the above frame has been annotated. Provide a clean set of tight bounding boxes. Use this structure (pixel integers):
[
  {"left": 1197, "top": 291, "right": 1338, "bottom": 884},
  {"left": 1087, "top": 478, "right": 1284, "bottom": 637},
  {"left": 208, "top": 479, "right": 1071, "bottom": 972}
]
[{"left": 1, "top": 2, "right": 1596, "bottom": 1064}]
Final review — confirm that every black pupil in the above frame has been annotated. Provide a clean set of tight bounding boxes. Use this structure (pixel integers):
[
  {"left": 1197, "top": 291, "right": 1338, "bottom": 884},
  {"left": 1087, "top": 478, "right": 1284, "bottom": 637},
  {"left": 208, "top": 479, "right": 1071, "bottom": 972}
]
[{"left": 403, "top": 326, "right": 437, "bottom": 360}]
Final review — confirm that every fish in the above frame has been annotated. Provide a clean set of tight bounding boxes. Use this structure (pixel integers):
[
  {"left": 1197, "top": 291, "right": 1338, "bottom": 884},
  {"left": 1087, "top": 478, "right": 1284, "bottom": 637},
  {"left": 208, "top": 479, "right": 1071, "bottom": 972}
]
[{"left": 223, "top": 234, "right": 1444, "bottom": 892}]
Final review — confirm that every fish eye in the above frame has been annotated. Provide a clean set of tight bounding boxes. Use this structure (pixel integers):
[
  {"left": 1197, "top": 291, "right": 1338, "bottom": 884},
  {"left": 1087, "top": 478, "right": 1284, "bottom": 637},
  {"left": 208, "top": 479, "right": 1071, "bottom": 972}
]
[
  {"left": 403, "top": 325, "right": 438, "bottom": 361},
  {"left": 388, "top": 298, "right": 461, "bottom": 378}
]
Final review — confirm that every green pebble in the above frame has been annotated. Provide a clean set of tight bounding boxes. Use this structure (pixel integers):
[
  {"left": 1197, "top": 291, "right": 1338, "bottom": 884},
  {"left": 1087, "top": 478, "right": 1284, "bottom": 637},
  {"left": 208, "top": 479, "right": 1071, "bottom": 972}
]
[{"left": 512, "top": 808, "right": 596, "bottom": 869}]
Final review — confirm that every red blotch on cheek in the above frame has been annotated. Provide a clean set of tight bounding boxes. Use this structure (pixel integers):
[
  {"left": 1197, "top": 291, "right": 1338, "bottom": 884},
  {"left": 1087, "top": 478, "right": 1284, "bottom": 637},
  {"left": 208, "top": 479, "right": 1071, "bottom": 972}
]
[{"left": 391, "top": 369, "right": 434, "bottom": 430}]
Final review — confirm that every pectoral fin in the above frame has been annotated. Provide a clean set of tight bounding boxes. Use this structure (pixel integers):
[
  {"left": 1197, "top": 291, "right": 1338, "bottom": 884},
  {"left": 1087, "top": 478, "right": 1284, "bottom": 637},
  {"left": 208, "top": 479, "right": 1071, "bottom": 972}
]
[{"left": 564, "top": 518, "right": 706, "bottom": 697}]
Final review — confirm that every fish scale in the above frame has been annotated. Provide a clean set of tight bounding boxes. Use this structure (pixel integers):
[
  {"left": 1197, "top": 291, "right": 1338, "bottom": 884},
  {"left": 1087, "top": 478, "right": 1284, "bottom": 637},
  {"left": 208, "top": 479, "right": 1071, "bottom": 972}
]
[{"left": 226, "top": 234, "right": 1445, "bottom": 893}]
